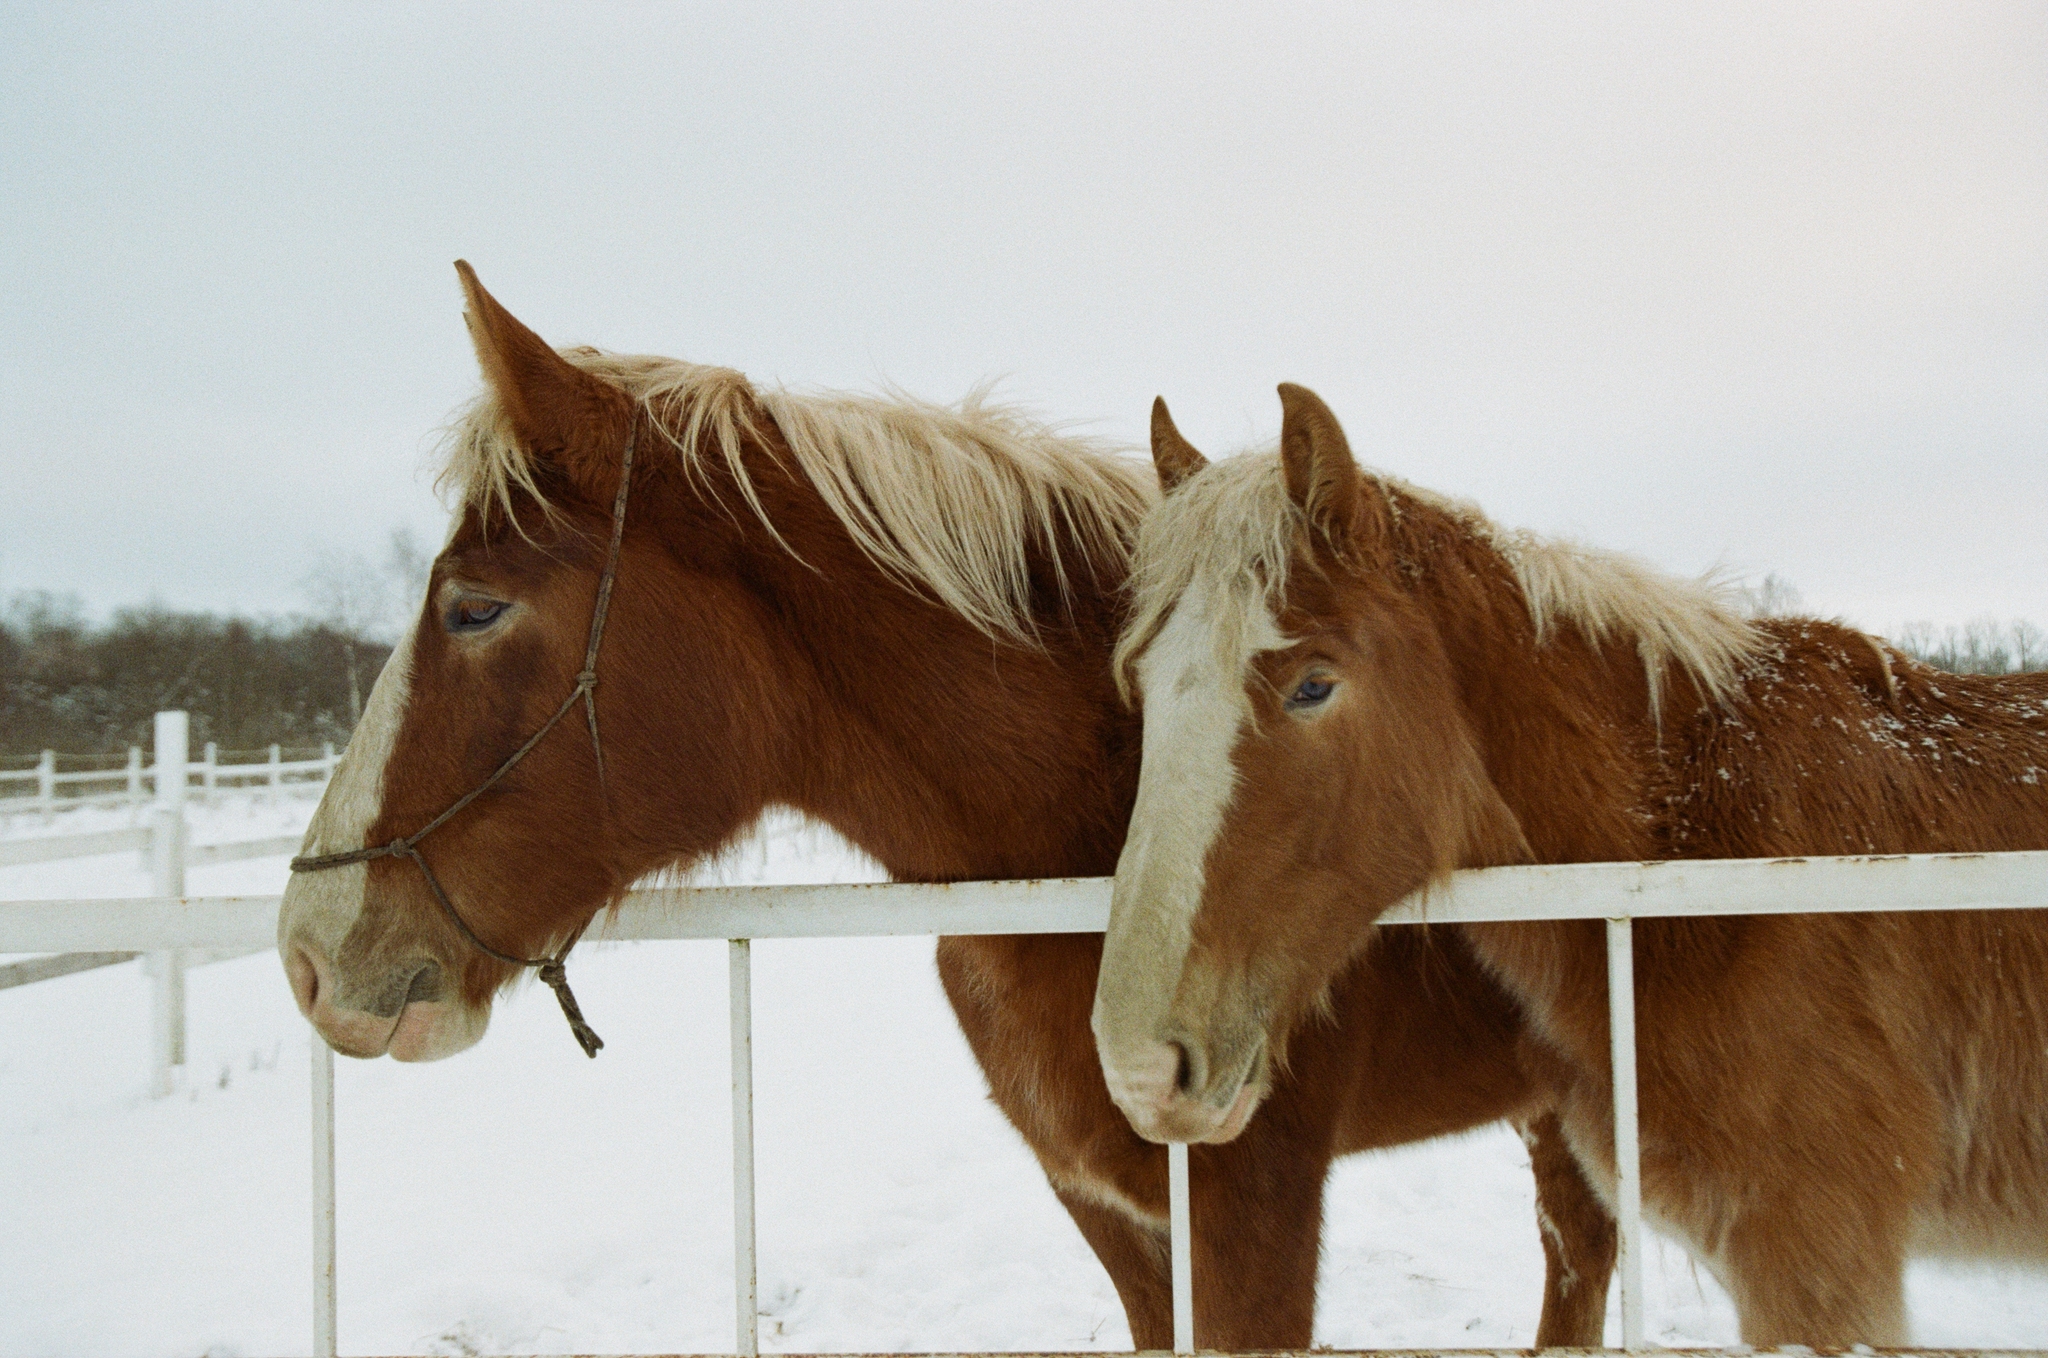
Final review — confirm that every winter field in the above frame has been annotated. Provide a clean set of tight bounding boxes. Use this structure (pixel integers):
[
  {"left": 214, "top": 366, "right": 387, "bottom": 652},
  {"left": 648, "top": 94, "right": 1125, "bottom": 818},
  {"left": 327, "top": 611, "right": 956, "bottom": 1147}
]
[{"left": 3, "top": 795, "right": 2045, "bottom": 1356}]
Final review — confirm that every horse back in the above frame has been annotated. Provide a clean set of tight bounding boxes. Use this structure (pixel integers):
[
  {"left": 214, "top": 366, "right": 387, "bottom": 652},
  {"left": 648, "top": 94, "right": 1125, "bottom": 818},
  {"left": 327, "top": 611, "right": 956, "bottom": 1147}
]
[{"left": 1649, "top": 620, "right": 2048, "bottom": 1249}]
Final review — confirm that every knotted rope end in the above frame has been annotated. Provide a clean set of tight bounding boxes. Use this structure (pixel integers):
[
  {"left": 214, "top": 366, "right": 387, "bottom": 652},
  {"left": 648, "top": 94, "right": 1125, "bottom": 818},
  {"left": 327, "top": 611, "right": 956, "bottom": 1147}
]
[{"left": 537, "top": 958, "right": 605, "bottom": 1058}]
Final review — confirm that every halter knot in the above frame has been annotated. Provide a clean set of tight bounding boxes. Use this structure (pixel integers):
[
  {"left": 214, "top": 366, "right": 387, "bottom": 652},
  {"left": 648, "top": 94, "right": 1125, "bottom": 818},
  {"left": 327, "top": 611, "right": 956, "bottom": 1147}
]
[
  {"left": 537, "top": 957, "right": 605, "bottom": 1058},
  {"left": 575, "top": 669, "right": 598, "bottom": 689},
  {"left": 387, "top": 838, "right": 410, "bottom": 857}
]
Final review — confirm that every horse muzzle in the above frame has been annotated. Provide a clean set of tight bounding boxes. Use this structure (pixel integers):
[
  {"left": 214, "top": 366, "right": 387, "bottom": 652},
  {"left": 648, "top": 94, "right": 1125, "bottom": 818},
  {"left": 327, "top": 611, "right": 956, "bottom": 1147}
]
[
  {"left": 1101, "top": 1032, "right": 1268, "bottom": 1144},
  {"left": 283, "top": 939, "right": 489, "bottom": 1062}
]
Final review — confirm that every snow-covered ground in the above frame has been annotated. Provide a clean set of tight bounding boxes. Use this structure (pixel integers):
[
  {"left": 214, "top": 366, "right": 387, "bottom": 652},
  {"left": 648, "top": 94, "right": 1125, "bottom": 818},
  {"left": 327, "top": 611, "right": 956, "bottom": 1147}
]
[{"left": 3, "top": 796, "right": 2044, "bottom": 1355}]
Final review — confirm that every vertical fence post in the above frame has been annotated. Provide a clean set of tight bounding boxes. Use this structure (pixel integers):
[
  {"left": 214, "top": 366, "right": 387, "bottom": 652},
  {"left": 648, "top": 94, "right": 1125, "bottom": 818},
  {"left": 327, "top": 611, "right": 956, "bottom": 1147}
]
[
  {"left": 37, "top": 749, "right": 55, "bottom": 823},
  {"left": 1169, "top": 1141, "right": 1193, "bottom": 1353},
  {"left": 311, "top": 1030, "right": 338, "bottom": 1358},
  {"left": 322, "top": 741, "right": 337, "bottom": 785},
  {"left": 1607, "top": 916, "right": 1647, "bottom": 1350},
  {"left": 202, "top": 741, "right": 217, "bottom": 805},
  {"left": 268, "top": 743, "right": 282, "bottom": 804},
  {"left": 729, "top": 938, "right": 759, "bottom": 1358},
  {"left": 126, "top": 746, "right": 143, "bottom": 819},
  {"left": 148, "top": 711, "right": 189, "bottom": 1099}
]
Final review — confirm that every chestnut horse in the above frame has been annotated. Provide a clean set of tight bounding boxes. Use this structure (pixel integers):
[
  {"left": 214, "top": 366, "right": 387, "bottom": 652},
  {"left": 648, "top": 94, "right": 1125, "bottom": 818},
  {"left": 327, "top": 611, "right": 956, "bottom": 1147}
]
[
  {"left": 1094, "top": 382, "right": 2048, "bottom": 1345},
  {"left": 276, "top": 267, "right": 1617, "bottom": 1349}
]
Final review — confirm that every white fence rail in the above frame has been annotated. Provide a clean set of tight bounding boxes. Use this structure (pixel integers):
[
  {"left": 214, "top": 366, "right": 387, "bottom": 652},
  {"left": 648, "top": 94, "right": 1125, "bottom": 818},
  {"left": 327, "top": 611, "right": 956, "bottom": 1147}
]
[
  {"left": 0, "top": 728, "right": 337, "bottom": 822},
  {"left": 1, "top": 713, "right": 329, "bottom": 1093},
  {"left": 3, "top": 850, "right": 2044, "bottom": 1357}
]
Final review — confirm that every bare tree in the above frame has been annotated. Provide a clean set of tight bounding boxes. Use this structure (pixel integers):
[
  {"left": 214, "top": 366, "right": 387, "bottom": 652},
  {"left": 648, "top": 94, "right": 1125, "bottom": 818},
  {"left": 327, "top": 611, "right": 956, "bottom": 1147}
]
[
  {"left": 1737, "top": 572, "right": 1805, "bottom": 619},
  {"left": 384, "top": 525, "right": 433, "bottom": 630},
  {"left": 1960, "top": 617, "right": 2011, "bottom": 675},
  {"left": 300, "top": 550, "right": 389, "bottom": 727},
  {"left": 2014, "top": 619, "right": 2045, "bottom": 673}
]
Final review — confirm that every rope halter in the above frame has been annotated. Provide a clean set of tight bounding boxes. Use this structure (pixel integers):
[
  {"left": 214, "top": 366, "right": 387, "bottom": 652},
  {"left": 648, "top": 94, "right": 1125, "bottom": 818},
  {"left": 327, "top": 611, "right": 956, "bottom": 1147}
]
[{"left": 289, "top": 424, "right": 642, "bottom": 1058}]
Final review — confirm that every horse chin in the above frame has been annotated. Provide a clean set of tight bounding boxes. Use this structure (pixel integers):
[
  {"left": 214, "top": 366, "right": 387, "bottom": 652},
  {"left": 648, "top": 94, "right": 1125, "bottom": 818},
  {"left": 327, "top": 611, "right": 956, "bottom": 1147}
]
[
  {"left": 1122, "top": 1075, "right": 1269, "bottom": 1145},
  {"left": 385, "top": 999, "right": 491, "bottom": 1062}
]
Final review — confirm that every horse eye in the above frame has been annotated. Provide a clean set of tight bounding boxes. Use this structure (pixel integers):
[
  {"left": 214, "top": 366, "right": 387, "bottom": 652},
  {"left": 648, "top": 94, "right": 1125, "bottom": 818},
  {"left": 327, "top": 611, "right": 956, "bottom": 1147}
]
[
  {"left": 449, "top": 598, "right": 507, "bottom": 631},
  {"left": 1288, "top": 677, "right": 1335, "bottom": 708}
]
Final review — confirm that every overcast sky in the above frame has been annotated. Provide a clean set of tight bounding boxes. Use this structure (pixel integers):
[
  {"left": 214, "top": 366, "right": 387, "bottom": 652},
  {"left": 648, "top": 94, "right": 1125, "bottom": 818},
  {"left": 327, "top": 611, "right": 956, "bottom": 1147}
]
[{"left": 4, "top": 2, "right": 2043, "bottom": 635}]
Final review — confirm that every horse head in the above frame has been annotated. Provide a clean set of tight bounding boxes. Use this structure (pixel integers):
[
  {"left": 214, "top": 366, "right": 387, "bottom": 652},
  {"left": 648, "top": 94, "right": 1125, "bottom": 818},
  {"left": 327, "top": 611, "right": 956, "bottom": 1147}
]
[
  {"left": 277, "top": 264, "right": 797, "bottom": 1060},
  {"left": 1092, "top": 386, "right": 1529, "bottom": 1142}
]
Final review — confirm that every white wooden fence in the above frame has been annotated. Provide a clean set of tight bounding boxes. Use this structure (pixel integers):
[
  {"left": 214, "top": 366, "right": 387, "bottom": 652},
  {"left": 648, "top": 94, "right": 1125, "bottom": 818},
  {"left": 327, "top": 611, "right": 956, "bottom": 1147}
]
[
  {"left": 0, "top": 723, "right": 336, "bottom": 824},
  {"left": 2, "top": 849, "right": 2043, "bottom": 1357},
  {"left": 0, "top": 712, "right": 327, "bottom": 1094}
]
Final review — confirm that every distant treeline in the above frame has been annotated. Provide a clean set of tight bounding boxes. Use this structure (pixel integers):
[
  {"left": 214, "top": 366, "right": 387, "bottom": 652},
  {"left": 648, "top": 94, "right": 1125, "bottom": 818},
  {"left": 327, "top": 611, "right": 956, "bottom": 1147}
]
[
  {"left": 1736, "top": 575, "right": 2046, "bottom": 677},
  {"left": 1, "top": 593, "right": 391, "bottom": 760},
  {"left": 1889, "top": 619, "right": 2047, "bottom": 676},
  {"left": 2, "top": 584, "right": 2042, "bottom": 763}
]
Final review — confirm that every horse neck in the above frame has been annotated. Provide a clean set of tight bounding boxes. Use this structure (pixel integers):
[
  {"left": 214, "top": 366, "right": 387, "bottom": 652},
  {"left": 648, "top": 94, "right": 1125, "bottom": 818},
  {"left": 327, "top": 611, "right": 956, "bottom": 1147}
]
[
  {"left": 724, "top": 464, "right": 1142, "bottom": 884},
  {"left": 1401, "top": 522, "right": 1669, "bottom": 863}
]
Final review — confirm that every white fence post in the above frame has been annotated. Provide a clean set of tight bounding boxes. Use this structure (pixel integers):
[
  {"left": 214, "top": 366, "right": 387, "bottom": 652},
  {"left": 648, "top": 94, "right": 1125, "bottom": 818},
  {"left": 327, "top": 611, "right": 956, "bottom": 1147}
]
[
  {"left": 311, "top": 1031, "right": 337, "bottom": 1358},
  {"left": 730, "top": 938, "right": 759, "bottom": 1358},
  {"left": 202, "top": 741, "right": 217, "bottom": 805},
  {"left": 1607, "top": 916, "right": 1647, "bottom": 1350},
  {"left": 37, "top": 749, "right": 55, "bottom": 823},
  {"left": 148, "top": 711, "right": 189, "bottom": 1099},
  {"left": 322, "top": 741, "right": 337, "bottom": 784},
  {"left": 268, "top": 744, "right": 282, "bottom": 803},
  {"left": 126, "top": 746, "right": 143, "bottom": 820},
  {"left": 1169, "top": 1142, "right": 1193, "bottom": 1353}
]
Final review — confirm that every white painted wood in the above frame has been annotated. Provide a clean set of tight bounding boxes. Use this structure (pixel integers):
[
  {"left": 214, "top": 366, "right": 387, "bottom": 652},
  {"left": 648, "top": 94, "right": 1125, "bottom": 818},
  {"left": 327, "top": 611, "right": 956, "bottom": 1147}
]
[
  {"left": 729, "top": 939, "right": 759, "bottom": 1358},
  {"left": 0, "top": 831, "right": 297, "bottom": 871},
  {"left": 186, "top": 834, "right": 304, "bottom": 868},
  {"left": 311, "top": 1030, "right": 337, "bottom": 1358},
  {"left": 0, "top": 895, "right": 288, "bottom": 951},
  {"left": 1169, "top": 1141, "right": 1193, "bottom": 1353},
  {"left": 616, "top": 876, "right": 1114, "bottom": 940},
  {"left": 148, "top": 799, "right": 187, "bottom": 1097},
  {"left": 0, "top": 827, "right": 149, "bottom": 867},
  {"left": 154, "top": 712, "right": 188, "bottom": 809},
  {"left": 9, "top": 851, "right": 2046, "bottom": 953},
  {"left": 1392, "top": 850, "right": 2048, "bottom": 925},
  {"left": 1607, "top": 917, "right": 1647, "bottom": 1351}
]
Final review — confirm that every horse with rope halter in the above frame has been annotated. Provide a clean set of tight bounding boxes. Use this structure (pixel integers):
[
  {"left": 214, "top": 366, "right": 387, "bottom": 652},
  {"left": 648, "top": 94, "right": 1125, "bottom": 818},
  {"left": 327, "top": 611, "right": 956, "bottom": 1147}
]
[{"left": 288, "top": 425, "right": 643, "bottom": 1058}]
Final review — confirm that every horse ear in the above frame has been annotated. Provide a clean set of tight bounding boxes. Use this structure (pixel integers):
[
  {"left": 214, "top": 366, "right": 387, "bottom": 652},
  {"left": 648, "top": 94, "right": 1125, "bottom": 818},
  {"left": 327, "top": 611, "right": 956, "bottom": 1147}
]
[
  {"left": 1150, "top": 397, "right": 1209, "bottom": 494},
  {"left": 1277, "top": 383, "right": 1373, "bottom": 558},
  {"left": 455, "top": 260, "right": 631, "bottom": 497}
]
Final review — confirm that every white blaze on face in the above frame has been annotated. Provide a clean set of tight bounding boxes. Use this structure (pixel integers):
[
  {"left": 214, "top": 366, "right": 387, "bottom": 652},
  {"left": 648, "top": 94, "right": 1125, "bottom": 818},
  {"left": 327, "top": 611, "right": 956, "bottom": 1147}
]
[
  {"left": 276, "top": 629, "right": 415, "bottom": 961},
  {"left": 1092, "top": 580, "right": 1284, "bottom": 1084}
]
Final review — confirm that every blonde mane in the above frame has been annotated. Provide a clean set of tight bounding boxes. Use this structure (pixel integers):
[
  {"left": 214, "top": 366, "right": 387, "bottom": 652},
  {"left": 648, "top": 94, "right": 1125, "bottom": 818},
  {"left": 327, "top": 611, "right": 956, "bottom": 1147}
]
[
  {"left": 1115, "top": 449, "right": 1763, "bottom": 714},
  {"left": 438, "top": 350, "right": 1156, "bottom": 643}
]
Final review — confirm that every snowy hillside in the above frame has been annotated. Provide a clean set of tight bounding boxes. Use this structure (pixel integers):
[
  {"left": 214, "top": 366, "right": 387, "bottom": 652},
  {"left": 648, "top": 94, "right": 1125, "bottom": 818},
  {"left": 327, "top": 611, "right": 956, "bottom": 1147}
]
[{"left": 2, "top": 798, "right": 2043, "bottom": 1355}]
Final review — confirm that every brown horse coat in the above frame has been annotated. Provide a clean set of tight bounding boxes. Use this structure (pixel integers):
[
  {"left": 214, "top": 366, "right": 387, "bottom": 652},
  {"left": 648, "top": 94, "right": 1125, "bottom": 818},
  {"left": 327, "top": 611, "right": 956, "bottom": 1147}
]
[
  {"left": 1097, "top": 383, "right": 2048, "bottom": 1345},
  {"left": 275, "top": 272, "right": 1617, "bottom": 1350}
]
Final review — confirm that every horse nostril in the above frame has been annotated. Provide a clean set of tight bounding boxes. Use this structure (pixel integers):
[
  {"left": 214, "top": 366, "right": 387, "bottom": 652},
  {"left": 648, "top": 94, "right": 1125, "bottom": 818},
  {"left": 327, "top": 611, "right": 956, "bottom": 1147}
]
[
  {"left": 1170, "top": 1041, "right": 1194, "bottom": 1095},
  {"left": 403, "top": 961, "right": 444, "bottom": 1005},
  {"left": 286, "top": 944, "right": 321, "bottom": 1016}
]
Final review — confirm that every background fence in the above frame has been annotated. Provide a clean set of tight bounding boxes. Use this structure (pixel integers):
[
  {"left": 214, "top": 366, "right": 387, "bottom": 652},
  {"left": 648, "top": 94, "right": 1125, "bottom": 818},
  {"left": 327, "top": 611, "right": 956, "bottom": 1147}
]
[
  {"left": 3, "top": 848, "right": 2043, "bottom": 1358},
  {"left": 0, "top": 719, "right": 335, "bottom": 824},
  {"left": 0, "top": 711, "right": 325, "bottom": 1094}
]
